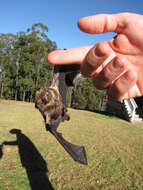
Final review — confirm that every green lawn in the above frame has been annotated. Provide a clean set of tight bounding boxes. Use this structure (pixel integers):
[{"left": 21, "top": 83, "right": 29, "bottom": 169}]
[{"left": 0, "top": 100, "right": 143, "bottom": 190}]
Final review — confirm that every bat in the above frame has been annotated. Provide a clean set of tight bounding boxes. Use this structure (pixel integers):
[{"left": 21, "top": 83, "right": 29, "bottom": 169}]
[{"left": 35, "top": 64, "right": 87, "bottom": 165}]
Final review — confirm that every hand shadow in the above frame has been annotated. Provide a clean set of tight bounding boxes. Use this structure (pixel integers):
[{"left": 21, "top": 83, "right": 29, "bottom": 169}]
[
  {"left": 3, "top": 129, "right": 54, "bottom": 190},
  {"left": 0, "top": 143, "right": 4, "bottom": 159}
]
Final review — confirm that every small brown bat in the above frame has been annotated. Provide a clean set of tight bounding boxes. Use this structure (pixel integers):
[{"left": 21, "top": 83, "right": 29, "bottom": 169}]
[
  {"left": 35, "top": 64, "right": 87, "bottom": 165},
  {"left": 35, "top": 74, "right": 70, "bottom": 125}
]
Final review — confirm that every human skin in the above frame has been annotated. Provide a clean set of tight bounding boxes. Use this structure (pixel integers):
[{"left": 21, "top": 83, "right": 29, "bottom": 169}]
[{"left": 47, "top": 13, "right": 143, "bottom": 101}]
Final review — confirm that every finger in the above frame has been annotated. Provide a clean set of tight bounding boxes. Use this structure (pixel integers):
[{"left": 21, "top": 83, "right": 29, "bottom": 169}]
[
  {"left": 78, "top": 13, "right": 128, "bottom": 34},
  {"left": 47, "top": 46, "right": 92, "bottom": 65},
  {"left": 92, "top": 56, "right": 127, "bottom": 89},
  {"left": 80, "top": 42, "right": 115, "bottom": 77},
  {"left": 124, "top": 83, "right": 142, "bottom": 99},
  {"left": 107, "top": 70, "right": 137, "bottom": 101}
]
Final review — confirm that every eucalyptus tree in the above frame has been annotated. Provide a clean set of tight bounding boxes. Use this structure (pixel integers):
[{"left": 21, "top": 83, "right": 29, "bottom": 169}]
[
  {"left": 0, "top": 33, "right": 17, "bottom": 98},
  {"left": 0, "top": 23, "right": 56, "bottom": 101}
]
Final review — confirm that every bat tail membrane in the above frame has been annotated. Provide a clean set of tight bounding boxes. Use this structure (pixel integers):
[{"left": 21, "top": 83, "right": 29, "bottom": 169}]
[{"left": 50, "top": 129, "right": 87, "bottom": 165}]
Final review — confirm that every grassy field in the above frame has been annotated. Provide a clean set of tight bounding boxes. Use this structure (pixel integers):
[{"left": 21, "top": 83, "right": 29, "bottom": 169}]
[{"left": 0, "top": 100, "right": 143, "bottom": 190}]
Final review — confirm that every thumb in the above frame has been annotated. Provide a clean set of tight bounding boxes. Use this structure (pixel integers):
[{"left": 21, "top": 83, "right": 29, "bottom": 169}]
[{"left": 78, "top": 13, "right": 127, "bottom": 34}]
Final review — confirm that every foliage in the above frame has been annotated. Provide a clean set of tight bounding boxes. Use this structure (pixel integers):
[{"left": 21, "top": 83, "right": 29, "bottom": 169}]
[
  {"left": 0, "top": 22, "right": 107, "bottom": 111},
  {"left": 0, "top": 23, "right": 56, "bottom": 102},
  {"left": 71, "top": 78, "right": 106, "bottom": 111}
]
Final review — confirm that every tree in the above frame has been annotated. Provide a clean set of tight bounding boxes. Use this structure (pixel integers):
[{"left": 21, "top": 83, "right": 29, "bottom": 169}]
[
  {"left": 0, "top": 23, "right": 56, "bottom": 101},
  {"left": 71, "top": 78, "right": 106, "bottom": 111}
]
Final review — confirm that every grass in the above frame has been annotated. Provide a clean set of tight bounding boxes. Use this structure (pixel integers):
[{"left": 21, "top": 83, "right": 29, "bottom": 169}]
[{"left": 0, "top": 100, "right": 143, "bottom": 190}]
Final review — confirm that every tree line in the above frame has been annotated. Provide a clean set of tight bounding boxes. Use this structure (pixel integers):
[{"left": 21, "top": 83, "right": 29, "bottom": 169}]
[{"left": 0, "top": 22, "right": 106, "bottom": 111}]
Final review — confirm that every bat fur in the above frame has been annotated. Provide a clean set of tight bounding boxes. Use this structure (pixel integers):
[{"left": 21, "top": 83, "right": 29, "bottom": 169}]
[{"left": 35, "top": 85, "right": 70, "bottom": 125}]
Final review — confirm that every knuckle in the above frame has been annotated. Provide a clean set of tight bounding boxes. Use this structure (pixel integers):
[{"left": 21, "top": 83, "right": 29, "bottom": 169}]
[
  {"left": 124, "top": 70, "right": 137, "bottom": 82},
  {"left": 80, "top": 61, "right": 93, "bottom": 77},
  {"left": 113, "top": 57, "right": 125, "bottom": 69},
  {"left": 86, "top": 47, "right": 97, "bottom": 67},
  {"left": 102, "top": 67, "right": 111, "bottom": 83},
  {"left": 107, "top": 85, "right": 122, "bottom": 100}
]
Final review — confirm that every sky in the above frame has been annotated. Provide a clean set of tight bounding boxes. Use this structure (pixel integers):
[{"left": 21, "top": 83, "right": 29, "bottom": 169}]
[{"left": 0, "top": 0, "right": 143, "bottom": 49}]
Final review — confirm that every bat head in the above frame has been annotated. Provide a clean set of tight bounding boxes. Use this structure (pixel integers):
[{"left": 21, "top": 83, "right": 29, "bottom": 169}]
[
  {"left": 35, "top": 87, "right": 63, "bottom": 126},
  {"left": 35, "top": 88, "right": 52, "bottom": 105}
]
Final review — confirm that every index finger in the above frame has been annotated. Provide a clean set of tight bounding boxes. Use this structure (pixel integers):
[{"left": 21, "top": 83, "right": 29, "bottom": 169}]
[{"left": 47, "top": 46, "right": 92, "bottom": 65}]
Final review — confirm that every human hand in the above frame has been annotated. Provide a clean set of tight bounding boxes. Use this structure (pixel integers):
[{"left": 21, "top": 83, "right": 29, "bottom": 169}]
[{"left": 48, "top": 13, "right": 143, "bottom": 100}]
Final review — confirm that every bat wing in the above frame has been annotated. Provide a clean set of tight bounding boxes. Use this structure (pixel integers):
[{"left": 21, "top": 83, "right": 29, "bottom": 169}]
[
  {"left": 50, "top": 64, "right": 87, "bottom": 165},
  {"left": 49, "top": 125, "right": 87, "bottom": 165},
  {"left": 53, "top": 64, "right": 80, "bottom": 106},
  {"left": 35, "top": 64, "right": 88, "bottom": 165}
]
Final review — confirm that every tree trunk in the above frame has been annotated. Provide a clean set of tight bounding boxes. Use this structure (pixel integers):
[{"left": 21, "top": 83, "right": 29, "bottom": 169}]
[
  {"left": 15, "top": 65, "right": 19, "bottom": 101},
  {"left": 15, "top": 89, "right": 18, "bottom": 101},
  {"left": 66, "top": 87, "right": 72, "bottom": 107},
  {"left": 0, "top": 82, "right": 3, "bottom": 98},
  {"left": 30, "top": 93, "right": 33, "bottom": 102},
  {"left": 23, "top": 91, "right": 25, "bottom": 102},
  {"left": 0, "top": 72, "right": 5, "bottom": 98}
]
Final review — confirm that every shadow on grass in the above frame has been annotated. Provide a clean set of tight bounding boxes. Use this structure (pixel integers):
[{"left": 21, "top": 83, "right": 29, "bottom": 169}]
[
  {"left": 0, "top": 143, "right": 4, "bottom": 159},
  {"left": 3, "top": 128, "right": 54, "bottom": 190}
]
